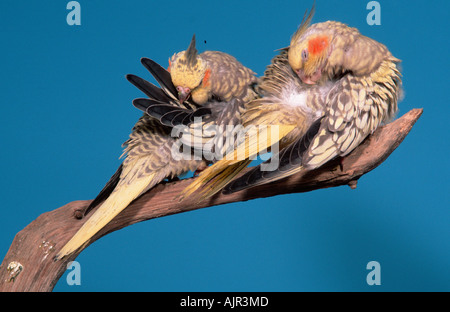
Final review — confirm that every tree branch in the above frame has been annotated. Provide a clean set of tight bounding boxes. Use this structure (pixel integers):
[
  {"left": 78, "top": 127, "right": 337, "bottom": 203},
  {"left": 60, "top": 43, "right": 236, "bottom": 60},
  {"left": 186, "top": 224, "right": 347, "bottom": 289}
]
[{"left": 0, "top": 108, "right": 422, "bottom": 292}]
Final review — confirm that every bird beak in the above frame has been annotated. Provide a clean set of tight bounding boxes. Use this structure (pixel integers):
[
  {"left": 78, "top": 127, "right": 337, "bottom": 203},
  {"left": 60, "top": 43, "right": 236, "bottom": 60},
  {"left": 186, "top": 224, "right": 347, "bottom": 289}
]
[
  {"left": 296, "top": 68, "right": 322, "bottom": 85},
  {"left": 177, "top": 87, "right": 191, "bottom": 103}
]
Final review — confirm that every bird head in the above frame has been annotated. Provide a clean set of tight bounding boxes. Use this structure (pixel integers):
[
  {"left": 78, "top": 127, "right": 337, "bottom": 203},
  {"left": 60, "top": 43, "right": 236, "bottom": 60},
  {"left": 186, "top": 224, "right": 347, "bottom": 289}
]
[
  {"left": 168, "top": 35, "right": 207, "bottom": 103},
  {"left": 289, "top": 33, "right": 332, "bottom": 85},
  {"left": 287, "top": 5, "right": 333, "bottom": 85}
]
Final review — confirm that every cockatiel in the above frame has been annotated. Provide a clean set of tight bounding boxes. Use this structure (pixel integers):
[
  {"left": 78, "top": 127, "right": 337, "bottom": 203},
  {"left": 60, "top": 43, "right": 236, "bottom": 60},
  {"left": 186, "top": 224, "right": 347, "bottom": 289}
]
[
  {"left": 181, "top": 7, "right": 402, "bottom": 200},
  {"left": 56, "top": 36, "right": 257, "bottom": 259}
]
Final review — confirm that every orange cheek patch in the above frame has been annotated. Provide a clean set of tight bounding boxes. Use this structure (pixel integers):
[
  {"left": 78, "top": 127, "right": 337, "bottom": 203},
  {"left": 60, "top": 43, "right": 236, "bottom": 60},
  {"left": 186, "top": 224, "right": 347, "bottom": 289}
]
[
  {"left": 308, "top": 36, "right": 329, "bottom": 55},
  {"left": 167, "top": 58, "right": 172, "bottom": 72},
  {"left": 202, "top": 68, "right": 211, "bottom": 87}
]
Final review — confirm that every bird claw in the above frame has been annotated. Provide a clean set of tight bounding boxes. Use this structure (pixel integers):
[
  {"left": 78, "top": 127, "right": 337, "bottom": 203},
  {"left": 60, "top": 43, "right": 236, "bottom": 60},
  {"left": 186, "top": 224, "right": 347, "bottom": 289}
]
[
  {"left": 194, "top": 162, "right": 209, "bottom": 177},
  {"left": 167, "top": 176, "right": 180, "bottom": 182},
  {"left": 193, "top": 169, "right": 203, "bottom": 177},
  {"left": 339, "top": 157, "right": 345, "bottom": 171}
]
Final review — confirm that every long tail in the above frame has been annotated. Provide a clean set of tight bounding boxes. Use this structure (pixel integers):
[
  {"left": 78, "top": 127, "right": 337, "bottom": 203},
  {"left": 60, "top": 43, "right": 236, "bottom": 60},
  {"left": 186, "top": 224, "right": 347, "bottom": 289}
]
[
  {"left": 225, "top": 117, "right": 324, "bottom": 194},
  {"left": 55, "top": 171, "right": 155, "bottom": 260},
  {"left": 180, "top": 124, "right": 296, "bottom": 201}
]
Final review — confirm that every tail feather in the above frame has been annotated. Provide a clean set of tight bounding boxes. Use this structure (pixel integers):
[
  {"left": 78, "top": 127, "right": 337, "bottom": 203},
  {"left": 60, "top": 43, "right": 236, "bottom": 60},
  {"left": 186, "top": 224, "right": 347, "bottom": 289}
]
[
  {"left": 180, "top": 160, "right": 252, "bottom": 201},
  {"left": 225, "top": 117, "right": 324, "bottom": 194},
  {"left": 85, "top": 163, "right": 123, "bottom": 216},
  {"left": 197, "top": 160, "right": 253, "bottom": 200},
  {"left": 55, "top": 173, "right": 155, "bottom": 260},
  {"left": 180, "top": 124, "right": 296, "bottom": 201}
]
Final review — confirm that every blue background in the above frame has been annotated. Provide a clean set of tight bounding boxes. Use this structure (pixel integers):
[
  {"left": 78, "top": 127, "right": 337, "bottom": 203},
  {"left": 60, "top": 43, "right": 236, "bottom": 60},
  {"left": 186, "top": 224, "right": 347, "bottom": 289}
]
[{"left": 1, "top": 0, "right": 449, "bottom": 291}]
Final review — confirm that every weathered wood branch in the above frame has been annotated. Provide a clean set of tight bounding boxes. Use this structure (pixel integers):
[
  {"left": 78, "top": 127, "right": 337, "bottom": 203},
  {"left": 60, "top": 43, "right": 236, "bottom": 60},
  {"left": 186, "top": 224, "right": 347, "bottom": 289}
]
[{"left": 0, "top": 108, "right": 422, "bottom": 292}]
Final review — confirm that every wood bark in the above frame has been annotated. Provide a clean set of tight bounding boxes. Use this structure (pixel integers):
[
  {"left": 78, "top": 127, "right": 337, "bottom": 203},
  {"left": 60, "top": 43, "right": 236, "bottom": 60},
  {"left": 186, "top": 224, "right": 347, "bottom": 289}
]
[{"left": 0, "top": 108, "right": 422, "bottom": 292}]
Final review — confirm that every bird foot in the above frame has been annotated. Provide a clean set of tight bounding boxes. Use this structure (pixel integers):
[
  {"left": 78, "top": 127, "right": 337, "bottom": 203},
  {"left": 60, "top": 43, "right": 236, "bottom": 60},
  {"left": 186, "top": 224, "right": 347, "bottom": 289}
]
[
  {"left": 167, "top": 176, "right": 180, "bottom": 182},
  {"left": 194, "top": 162, "right": 209, "bottom": 177},
  {"left": 339, "top": 157, "right": 345, "bottom": 171}
]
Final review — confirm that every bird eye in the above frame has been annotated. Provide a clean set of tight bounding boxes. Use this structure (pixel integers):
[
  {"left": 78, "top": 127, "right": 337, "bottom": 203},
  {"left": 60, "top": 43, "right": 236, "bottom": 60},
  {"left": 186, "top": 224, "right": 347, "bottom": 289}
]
[{"left": 301, "top": 49, "right": 309, "bottom": 61}]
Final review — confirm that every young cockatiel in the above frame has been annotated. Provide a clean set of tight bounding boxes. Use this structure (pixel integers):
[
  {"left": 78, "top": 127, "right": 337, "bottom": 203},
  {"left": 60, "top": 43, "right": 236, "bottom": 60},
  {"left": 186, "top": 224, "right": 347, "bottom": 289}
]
[
  {"left": 181, "top": 7, "right": 402, "bottom": 199},
  {"left": 55, "top": 37, "right": 258, "bottom": 259}
]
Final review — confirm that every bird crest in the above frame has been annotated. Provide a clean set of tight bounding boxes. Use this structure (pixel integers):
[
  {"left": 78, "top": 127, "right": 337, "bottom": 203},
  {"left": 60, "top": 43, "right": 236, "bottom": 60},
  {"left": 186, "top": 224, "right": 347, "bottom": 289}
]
[
  {"left": 290, "top": 2, "right": 316, "bottom": 48},
  {"left": 185, "top": 34, "right": 199, "bottom": 68}
]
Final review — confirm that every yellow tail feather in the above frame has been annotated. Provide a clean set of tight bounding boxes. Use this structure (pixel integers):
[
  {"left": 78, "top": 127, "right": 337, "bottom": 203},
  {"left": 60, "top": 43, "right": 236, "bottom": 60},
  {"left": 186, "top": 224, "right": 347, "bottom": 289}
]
[
  {"left": 55, "top": 173, "right": 155, "bottom": 259},
  {"left": 194, "top": 159, "right": 252, "bottom": 201},
  {"left": 181, "top": 124, "right": 296, "bottom": 201}
]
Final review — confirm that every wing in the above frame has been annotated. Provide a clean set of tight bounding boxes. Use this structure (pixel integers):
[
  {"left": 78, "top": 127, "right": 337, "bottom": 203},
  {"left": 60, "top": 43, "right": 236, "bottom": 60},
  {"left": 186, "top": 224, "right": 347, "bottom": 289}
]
[
  {"left": 302, "top": 72, "right": 394, "bottom": 169},
  {"left": 139, "top": 57, "right": 178, "bottom": 102},
  {"left": 133, "top": 96, "right": 247, "bottom": 161},
  {"left": 132, "top": 98, "right": 211, "bottom": 127},
  {"left": 126, "top": 74, "right": 170, "bottom": 104},
  {"left": 127, "top": 58, "right": 198, "bottom": 110}
]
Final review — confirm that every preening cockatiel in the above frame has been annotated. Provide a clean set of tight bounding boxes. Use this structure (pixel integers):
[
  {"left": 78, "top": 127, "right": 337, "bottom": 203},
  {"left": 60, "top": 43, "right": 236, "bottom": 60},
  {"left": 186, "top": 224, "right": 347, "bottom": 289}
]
[
  {"left": 55, "top": 36, "right": 257, "bottom": 259},
  {"left": 135, "top": 35, "right": 258, "bottom": 185},
  {"left": 181, "top": 7, "right": 402, "bottom": 200}
]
